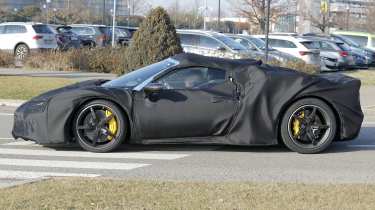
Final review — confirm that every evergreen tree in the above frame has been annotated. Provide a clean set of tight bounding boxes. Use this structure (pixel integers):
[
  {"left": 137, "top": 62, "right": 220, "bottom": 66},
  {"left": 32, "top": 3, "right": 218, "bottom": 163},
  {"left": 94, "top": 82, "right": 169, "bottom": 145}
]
[{"left": 125, "top": 7, "right": 183, "bottom": 72}]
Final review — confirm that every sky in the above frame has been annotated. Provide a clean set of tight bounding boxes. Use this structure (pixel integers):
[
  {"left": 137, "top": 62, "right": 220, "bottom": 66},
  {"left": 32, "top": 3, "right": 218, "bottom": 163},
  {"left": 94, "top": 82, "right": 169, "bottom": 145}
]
[{"left": 149, "top": 0, "right": 232, "bottom": 16}]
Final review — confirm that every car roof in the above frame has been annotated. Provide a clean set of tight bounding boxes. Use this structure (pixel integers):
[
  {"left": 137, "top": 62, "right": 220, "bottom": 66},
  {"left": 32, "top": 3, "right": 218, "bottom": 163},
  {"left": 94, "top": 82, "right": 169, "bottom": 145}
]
[
  {"left": 0, "top": 22, "right": 44, "bottom": 26},
  {"left": 172, "top": 53, "right": 262, "bottom": 69},
  {"left": 177, "top": 29, "right": 223, "bottom": 37},
  {"left": 332, "top": 31, "right": 375, "bottom": 37},
  {"left": 300, "top": 36, "right": 344, "bottom": 44},
  {"left": 253, "top": 35, "right": 311, "bottom": 42}
]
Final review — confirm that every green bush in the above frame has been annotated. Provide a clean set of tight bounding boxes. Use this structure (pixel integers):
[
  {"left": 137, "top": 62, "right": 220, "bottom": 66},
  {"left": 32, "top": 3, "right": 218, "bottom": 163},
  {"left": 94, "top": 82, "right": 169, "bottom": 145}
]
[
  {"left": 0, "top": 51, "right": 14, "bottom": 67},
  {"left": 124, "top": 7, "right": 183, "bottom": 73}
]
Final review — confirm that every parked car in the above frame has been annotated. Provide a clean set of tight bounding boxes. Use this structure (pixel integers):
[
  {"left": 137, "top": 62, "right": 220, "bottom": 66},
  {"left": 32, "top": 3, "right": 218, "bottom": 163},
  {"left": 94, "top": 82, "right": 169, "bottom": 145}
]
[
  {"left": 226, "top": 34, "right": 300, "bottom": 63},
  {"left": 332, "top": 31, "right": 375, "bottom": 51},
  {"left": 0, "top": 22, "right": 57, "bottom": 59},
  {"left": 253, "top": 35, "right": 321, "bottom": 66},
  {"left": 49, "top": 25, "right": 81, "bottom": 50},
  {"left": 331, "top": 34, "right": 375, "bottom": 66},
  {"left": 105, "top": 27, "right": 132, "bottom": 46},
  {"left": 303, "top": 36, "right": 356, "bottom": 71},
  {"left": 177, "top": 30, "right": 257, "bottom": 59},
  {"left": 70, "top": 24, "right": 109, "bottom": 47}
]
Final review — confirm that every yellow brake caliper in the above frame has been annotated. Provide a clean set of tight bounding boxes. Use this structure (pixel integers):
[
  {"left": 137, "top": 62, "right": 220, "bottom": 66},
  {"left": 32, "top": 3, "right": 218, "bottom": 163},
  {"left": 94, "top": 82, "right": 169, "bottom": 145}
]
[
  {"left": 292, "top": 111, "right": 304, "bottom": 137},
  {"left": 105, "top": 110, "right": 118, "bottom": 141}
]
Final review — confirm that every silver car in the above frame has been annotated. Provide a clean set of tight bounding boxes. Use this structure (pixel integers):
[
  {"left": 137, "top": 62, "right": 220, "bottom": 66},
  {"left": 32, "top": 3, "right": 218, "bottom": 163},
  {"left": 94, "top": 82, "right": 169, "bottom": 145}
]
[
  {"left": 303, "top": 37, "right": 355, "bottom": 71},
  {"left": 226, "top": 34, "right": 300, "bottom": 63},
  {"left": 177, "top": 30, "right": 258, "bottom": 59}
]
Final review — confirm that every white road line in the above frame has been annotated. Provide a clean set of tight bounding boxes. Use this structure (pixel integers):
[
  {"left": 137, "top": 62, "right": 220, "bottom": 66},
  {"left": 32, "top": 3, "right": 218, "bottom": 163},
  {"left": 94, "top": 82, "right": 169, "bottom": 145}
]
[
  {"left": 0, "top": 170, "right": 100, "bottom": 179},
  {"left": 0, "top": 158, "right": 149, "bottom": 170},
  {"left": 3, "top": 141, "right": 36, "bottom": 146},
  {"left": 0, "top": 113, "right": 13, "bottom": 116},
  {"left": 0, "top": 138, "right": 14, "bottom": 140},
  {"left": 346, "top": 145, "right": 375, "bottom": 148},
  {"left": 0, "top": 148, "right": 189, "bottom": 160}
]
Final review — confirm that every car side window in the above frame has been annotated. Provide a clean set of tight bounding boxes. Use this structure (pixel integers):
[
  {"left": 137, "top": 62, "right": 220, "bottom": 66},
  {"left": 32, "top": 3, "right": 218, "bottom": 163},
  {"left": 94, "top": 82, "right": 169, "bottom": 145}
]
[
  {"left": 4, "top": 25, "right": 27, "bottom": 34},
  {"left": 157, "top": 67, "right": 226, "bottom": 90},
  {"left": 199, "top": 36, "right": 222, "bottom": 49},
  {"left": 179, "top": 34, "right": 199, "bottom": 46},
  {"left": 344, "top": 35, "right": 368, "bottom": 47},
  {"left": 0, "top": 26, "right": 4, "bottom": 34},
  {"left": 269, "top": 39, "right": 297, "bottom": 48},
  {"left": 320, "top": 42, "right": 335, "bottom": 50}
]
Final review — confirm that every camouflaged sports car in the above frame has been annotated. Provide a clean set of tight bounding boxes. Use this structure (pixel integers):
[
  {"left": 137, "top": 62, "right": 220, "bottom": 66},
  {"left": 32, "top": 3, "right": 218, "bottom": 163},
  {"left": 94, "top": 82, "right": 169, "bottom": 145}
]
[{"left": 12, "top": 53, "right": 363, "bottom": 153}]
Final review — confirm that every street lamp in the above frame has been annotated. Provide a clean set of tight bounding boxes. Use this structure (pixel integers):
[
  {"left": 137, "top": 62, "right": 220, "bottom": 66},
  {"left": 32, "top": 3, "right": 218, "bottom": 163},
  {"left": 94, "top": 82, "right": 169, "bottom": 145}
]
[
  {"left": 53, "top": 8, "right": 57, "bottom": 24},
  {"left": 346, "top": 5, "right": 350, "bottom": 30},
  {"left": 264, "top": 0, "right": 271, "bottom": 63},
  {"left": 112, "top": 0, "right": 117, "bottom": 48}
]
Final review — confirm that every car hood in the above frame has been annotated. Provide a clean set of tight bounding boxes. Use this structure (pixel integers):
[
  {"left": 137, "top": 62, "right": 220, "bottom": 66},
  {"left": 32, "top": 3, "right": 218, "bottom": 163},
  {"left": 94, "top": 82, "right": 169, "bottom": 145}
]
[{"left": 30, "top": 79, "right": 110, "bottom": 102}]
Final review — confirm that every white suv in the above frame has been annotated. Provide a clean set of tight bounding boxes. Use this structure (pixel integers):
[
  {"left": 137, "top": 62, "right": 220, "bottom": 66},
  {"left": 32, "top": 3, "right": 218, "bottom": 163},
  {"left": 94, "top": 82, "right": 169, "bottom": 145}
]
[
  {"left": 253, "top": 35, "right": 321, "bottom": 66},
  {"left": 0, "top": 22, "right": 57, "bottom": 59}
]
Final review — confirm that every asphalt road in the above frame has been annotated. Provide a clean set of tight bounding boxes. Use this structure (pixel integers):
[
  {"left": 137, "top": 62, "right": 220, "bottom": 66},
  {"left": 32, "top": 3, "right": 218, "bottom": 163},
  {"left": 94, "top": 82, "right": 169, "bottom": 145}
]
[{"left": 0, "top": 105, "right": 375, "bottom": 187}]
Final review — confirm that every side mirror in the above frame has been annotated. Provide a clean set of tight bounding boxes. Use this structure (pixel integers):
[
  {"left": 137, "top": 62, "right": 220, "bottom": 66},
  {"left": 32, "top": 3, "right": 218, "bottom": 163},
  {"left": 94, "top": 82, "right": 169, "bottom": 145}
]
[{"left": 144, "top": 83, "right": 164, "bottom": 93}]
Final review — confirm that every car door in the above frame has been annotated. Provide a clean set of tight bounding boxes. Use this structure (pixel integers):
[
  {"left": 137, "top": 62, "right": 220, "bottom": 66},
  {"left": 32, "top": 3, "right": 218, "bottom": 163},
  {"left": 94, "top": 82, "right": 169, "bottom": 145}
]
[
  {"left": 0, "top": 26, "right": 5, "bottom": 50},
  {"left": 2, "top": 25, "right": 26, "bottom": 50},
  {"left": 133, "top": 67, "right": 238, "bottom": 139}
]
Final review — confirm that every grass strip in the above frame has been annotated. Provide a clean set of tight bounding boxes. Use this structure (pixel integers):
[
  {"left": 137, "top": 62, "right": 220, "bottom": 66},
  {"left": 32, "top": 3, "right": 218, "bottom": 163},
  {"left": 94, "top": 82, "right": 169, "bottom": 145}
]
[
  {"left": 0, "top": 178, "right": 374, "bottom": 210},
  {"left": 0, "top": 76, "right": 76, "bottom": 100}
]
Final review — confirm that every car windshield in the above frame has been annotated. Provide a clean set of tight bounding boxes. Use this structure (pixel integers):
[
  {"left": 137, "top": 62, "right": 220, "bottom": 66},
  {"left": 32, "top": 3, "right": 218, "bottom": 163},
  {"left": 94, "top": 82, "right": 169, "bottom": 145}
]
[
  {"left": 249, "top": 37, "right": 275, "bottom": 50},
  {"left": 32, "top": 25, "right": 53, "bottom": 34},
  {"left": 213, "top": 35, "right": 247, "bottom": 51},
  {"left": 336, "top": 35, "right": 360, "bottom": 47},
  {"left": 103, "top": 58, "right": 179, "bottom": 88},
  {"left": 301, "top": 41, "right": 320, "bottom": 49}
]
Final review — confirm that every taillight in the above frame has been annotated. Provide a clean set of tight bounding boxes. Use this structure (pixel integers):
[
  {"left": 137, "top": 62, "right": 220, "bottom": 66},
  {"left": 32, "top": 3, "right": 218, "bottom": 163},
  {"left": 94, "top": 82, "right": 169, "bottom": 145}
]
[
  {"left": 340, "top": 51, "right": 349, "bottom": 57},
  {"left": 98, "top": 35, "right": 106, "bottom": 41},
  {"left": 32, "top": 35, "right": 43, "bottom": 40},
  {"left": 299, "top": 51, "right": 308, "bottom": 56}
]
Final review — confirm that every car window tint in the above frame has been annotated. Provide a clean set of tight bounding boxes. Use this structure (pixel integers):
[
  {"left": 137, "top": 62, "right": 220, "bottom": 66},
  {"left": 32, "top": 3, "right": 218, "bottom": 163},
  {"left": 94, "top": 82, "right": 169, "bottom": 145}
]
[
  {"left": 301, "top": 41, "right": 320, "bottom": 49},
  {"left": 32, "top": 25, "right": 53, "bottom": 34},
  {"left": 343, "top": 35, "right": 368, "bottom": 47},
  {"left": 0, "top": 26, "right": 4, "bottom": 34},
  {"left": 179, "top": 34, "right": 199, "bottom": 46},
  {"left": 319, "top": 41, "right": 335, "bottom": 50},
  {"left": 159, "top": 67, "right": 226, "bottom": 90},
  {"left": 234, "top": 38, "right": 253, "bottom": 50},
  {"left": 269, "top": 39, "right": 297, "bottom": 48},
  {"left": 199, "top": 36, "right": 222, "bottom": 49},
  {"left": 71, "top": 27, "right": 95, "bottom": 36},
  {"left": 5, "top": 25, "right": 27, "bottom": 34}
]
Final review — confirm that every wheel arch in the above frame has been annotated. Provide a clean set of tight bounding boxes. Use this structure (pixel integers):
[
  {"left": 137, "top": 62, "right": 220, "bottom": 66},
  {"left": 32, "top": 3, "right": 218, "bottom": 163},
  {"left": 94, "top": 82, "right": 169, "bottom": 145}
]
[
  {"left": 67, "top": 97, "right": 133, "bottom": 143},
  {"left": 14, "top": 42, "right": 30, "bottom": 55},
  {"left": 276, "top": 95, "right": 342, "bottom": 144}
]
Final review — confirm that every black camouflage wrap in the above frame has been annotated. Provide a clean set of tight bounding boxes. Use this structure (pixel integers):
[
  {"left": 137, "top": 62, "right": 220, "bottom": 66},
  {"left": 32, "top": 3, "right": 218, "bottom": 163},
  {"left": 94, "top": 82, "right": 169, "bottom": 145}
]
[{"left": 12, "top": 53, "right": 363, "bottom": 146}]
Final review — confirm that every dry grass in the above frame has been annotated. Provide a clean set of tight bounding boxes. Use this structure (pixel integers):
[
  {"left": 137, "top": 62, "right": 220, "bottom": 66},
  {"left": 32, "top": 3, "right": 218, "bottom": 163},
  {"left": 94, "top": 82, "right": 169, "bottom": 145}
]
[
  {"left": 1, "top": 178, "right": 375, "bottom": 210},
  {"left": 0, "top": 51, "right": 14, "bottom": 68},
  {"left": 344, "top": 69, "right": 375, "bottom": 85},
  {"left": 23, "top": 48, "right": 129, "bottom": 74},
  {"left": 0, "top": 76, "right": 76, "bottom": 100}
]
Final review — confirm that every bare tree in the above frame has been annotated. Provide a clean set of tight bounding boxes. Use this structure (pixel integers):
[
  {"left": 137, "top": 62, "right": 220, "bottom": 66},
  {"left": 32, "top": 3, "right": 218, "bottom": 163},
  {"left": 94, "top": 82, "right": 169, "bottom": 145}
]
[{"left": 231, "top": 0, "right": 283, "bottom": 34}]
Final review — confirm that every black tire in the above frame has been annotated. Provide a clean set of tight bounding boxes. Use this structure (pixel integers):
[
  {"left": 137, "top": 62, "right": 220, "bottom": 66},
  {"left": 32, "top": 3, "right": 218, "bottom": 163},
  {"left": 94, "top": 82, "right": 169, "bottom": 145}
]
[
  {"left": 280, "top": 98, "right": 337, "bottom": 154},
  {"left": 15, "top": 44, "right": 29, "bottom": 60},
  {"left": 73, "top": 100, "right": 127, "bottom": 153}
]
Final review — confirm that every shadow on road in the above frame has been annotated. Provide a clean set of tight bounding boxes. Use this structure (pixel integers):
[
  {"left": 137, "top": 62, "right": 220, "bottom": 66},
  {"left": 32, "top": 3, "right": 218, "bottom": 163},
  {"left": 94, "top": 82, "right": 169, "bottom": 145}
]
[{"left": 39, "top": 126, "right": 375, "bottom": 154}]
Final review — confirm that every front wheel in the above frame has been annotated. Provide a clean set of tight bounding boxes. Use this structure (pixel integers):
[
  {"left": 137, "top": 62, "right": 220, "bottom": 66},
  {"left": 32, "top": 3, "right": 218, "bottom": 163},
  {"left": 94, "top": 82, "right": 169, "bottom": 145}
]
[
  {"left": 73, "top": 100, "right": 127, "bottom": 153},
  {"left": 15, "top": 44, "right": 29, "bottom": 60},
  {"left": 280, "top": 98, "right": 337, "bottom": 154}
]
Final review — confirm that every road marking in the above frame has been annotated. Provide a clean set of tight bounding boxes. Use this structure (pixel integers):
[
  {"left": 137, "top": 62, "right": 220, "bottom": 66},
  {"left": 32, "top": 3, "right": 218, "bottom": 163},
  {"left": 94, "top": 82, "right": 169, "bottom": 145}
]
[
  {"left": 0, "top": 170, "right": 100, "bottom": 179},
  {"left": 0, "top": 158, "right": 149, "bottom": 170},
  {"left": 0, "top": 113, "right": 13, "bottom": 116},
  {"left": 3, "top": 141, "right": 36, "bottom": 146},
  {"left": 0, "top": 138, "right": 14, "bottom": 140},
  {"left": 0, "top": 148, "right": 190, "bottom": 160},
  {"left": 346, "top": 145, "right": 375, "bottom": 148}
]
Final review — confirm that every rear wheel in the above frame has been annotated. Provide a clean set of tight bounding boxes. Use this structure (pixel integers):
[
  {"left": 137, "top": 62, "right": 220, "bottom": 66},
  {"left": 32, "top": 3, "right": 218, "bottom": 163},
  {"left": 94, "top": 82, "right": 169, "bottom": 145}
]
[
  {"left": 15, "top": 44, "right": 29, "bottom": 60},
  {"left": 280, "top": 98, "right": 337, "bottom": 154},
  {"left": 73, "top": 100, "right": 127, "bottom": 153}
]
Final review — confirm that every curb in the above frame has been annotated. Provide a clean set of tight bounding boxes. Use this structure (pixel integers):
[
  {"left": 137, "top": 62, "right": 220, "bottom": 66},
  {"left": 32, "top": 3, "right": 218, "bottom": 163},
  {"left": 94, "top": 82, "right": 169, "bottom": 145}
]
[{"left": 0, "top": 100, "right": 25, "bottom": 107}]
